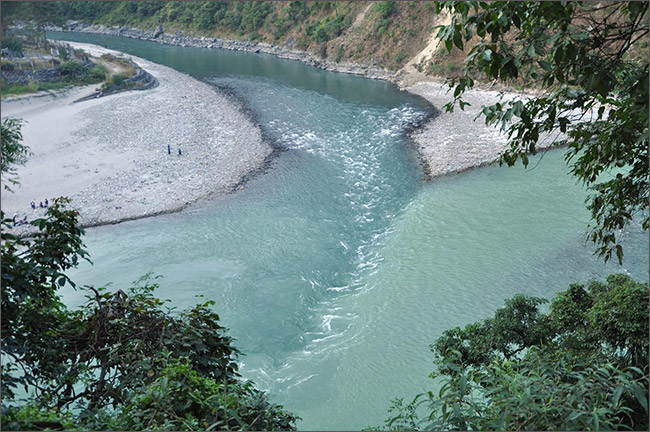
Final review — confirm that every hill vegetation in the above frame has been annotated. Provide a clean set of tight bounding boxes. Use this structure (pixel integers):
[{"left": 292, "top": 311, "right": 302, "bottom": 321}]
[{"left": 32, "top": 1, "right": 443, "bottom": 72}]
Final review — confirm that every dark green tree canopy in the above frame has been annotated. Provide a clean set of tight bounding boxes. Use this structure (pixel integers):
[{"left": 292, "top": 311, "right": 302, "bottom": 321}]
[
  {"left": 380, "top": 274, "right": 649, "bottom": 431},
  {"left": 1, "top": 115, "right": 296, "bottom": 430},
  {"left": 434, "top": 274, "right": 649, "bottom": 371},
  {"left": 434, "top": 1, "right": 649, "bottom": 263},
  {"left": 1, "top": 202, "right": 298, "bottom": 430}
]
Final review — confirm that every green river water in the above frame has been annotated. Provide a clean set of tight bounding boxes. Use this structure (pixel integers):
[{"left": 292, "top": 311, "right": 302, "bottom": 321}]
[{"left": 50, "top": 32, "right": 648, "bottom": 430}]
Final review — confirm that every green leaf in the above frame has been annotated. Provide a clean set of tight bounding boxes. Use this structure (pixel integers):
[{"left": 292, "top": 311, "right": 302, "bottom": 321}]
[
  {"left": 612, "top": 385, "right": 624, "bottom": 407},
  {"left": 453, "top": 30, "right": 464, "bottom": 50},
  {"left": 632, "top": 385, "right": 648, "bottom": 415},
  {"left": 482, "top": 49, "right": 493, "bottom": 61},
  {"left": 571, "top": 32, "right": 589, "bottom": 41},
  {"left": 538, "top": 60, "right": 552, "bottom": 71},
  {"left": 567, "top": 411, "right": 583, "bottom": 421},
  {"left": 615, "top": 245, "right": 623, "bottom": 264},
  {"left": 527, "top": 45, "right": 535, "bottom": 57}
]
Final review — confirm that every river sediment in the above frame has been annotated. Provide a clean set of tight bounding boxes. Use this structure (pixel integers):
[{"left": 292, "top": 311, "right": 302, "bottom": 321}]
[
  {"left": 1, "top": 42, "right": 272, "bottom": 236},
  {"left": 52, "top": 24, "right": 556, "bottom": 181},
  {"left": 3, "top": 31, "right": 557, "bottom": 235},
  {"left": 405, "top": 80, "right": 556, "bottom": 179}
]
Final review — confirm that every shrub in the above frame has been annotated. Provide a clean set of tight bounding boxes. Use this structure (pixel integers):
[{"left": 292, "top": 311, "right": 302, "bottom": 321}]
[
  {"left": 88, "top": 64, "right": 107, "bottom": 81},
  {"left": 335, "top": 45, "right": 344, "bottom": 63},
  {"left": 2, "top": 36, "right": 23, "bottom": 54},
  {"left": 102, "top": 358, "right": 298, "bottom": 431},
  {"left": 375, "top": 18, "right": 391, "bottom": 36},
  {"left": 60, "top": 60, "right": 84, "bottom": 76},
  {"left": 375, "top": 1, "right": 396, "bottom": 19},
  {"left": 380, "top": 275, "right": 650, "bottom": 431},
  {"left": 57, "top": 47, "right": 70, "bottom": 61},
  {"left": 111, "top": 73, "right": 124, "bottom": 85}
]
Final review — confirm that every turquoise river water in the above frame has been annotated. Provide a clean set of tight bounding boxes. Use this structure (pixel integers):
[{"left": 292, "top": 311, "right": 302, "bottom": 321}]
[{"left": 51, "top": 32, "right": 648, "bottom": 430}]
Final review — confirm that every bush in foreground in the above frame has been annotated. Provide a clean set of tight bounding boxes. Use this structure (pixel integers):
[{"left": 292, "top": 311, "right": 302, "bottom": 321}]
[
  {"left": 0, "top": 199, "right": 297, "bottom": 430},
  {"left": 376, "top": 275, "right": 649, "bottom": 431}
]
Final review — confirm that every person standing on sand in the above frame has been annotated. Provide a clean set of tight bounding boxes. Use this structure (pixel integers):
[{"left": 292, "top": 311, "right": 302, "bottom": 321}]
[
  {"left": 178, "top": 148, "right": 182, "bottom": 155},
  {"left": 167, "top": 144, "right": 171, "bottom": 155},
  {"left": 30, "top": 201, "right": 35, "bottom": 209}
]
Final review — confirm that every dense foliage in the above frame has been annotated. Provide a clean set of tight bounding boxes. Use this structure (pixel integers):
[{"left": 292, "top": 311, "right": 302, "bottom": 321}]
[
  {"left": 1, "top": 59, "right": 107, "bottom": 97},
  {"left": 51, "top": 1, "right": 356, "bottom": 46},
  {"left": 379, "top": 274, "right": 649, "bottom": 430},
  {"left": 1, "top": 1, "right": 63, "bottom": 40},
  {"left": 1, "top": 199, "right": 297, "bottom": 429},
  {"left": 434, "top": 1, "right": 649, "bottom": 263},
  {"left": 3, "top": 1, "right": 437, "bottom": 69},
  {"left": 0, "top": 118, "right": 30, "bottom": 190}
]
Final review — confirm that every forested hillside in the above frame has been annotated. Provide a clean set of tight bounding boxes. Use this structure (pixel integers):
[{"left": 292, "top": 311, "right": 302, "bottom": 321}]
[
  {"left": 4, "top": 1, "right": 648, "bottom": 83},
  {"left": 45, "top": 1, "right": 447, "bottom": 72}
]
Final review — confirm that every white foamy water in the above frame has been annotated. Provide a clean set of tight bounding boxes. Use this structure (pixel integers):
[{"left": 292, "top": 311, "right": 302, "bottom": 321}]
[{"left": 51, "top": 32, "right": 648, "bottom": 431}]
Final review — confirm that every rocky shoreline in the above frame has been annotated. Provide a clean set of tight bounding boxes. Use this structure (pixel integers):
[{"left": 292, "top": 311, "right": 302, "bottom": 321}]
[
  {"left": 51, "top": 23, "right": 400, "bottom": 82},
  {"left": 51, "top": 24, "right": 553, "bottom": 180},
  {"left": 405, "top": 81, "right": 555, "bottom": 179},
  {"left": 3, "top": 28, "right": 556, "bottom": 236}
]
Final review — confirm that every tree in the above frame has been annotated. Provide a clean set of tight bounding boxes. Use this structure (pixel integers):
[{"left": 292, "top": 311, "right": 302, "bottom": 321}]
[
  {"left": 379, "top": 275, "right": 649, "bottom": 431},
  {"left": 1, "top": 131, "right": 296, "bottom": 430},
  {"left": 1, "top": 1, "right": 64, "bottom": 41},
  {"left": 0, "top": 1, "right": 21, "bottom": 36},
  {"left": 1, "top": 203, "right": 298, "bottom": 430},
  {"left": 433, "top": 274, "right": 649, "bottom": 371},
  {"left": 381, "top": 348, "right": 648, "bottom": 431},
  {"left": 434, "top": 1, "right": 649, "bottom": 263},
  {"left": 1, "top": 118, "right": 31, "bottom": 190}
]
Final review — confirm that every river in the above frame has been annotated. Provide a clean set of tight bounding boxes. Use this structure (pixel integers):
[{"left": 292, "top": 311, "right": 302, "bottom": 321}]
[{"left": 50, "top": 32, "right": 648, "bottom": 430}]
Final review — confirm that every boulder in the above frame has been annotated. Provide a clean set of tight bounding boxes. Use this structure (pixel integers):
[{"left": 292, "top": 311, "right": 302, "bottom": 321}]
[{"left": 153, "top": 25, "right": 163, "bottom": 39}]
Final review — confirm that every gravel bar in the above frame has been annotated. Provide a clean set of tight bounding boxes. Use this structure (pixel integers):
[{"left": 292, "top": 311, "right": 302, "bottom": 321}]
[
  {"left": 1, "top": 42, "right": 271, "bottom": 236},
  {"left": 405, "top": 80, "right": 556, "bottom": 179}
]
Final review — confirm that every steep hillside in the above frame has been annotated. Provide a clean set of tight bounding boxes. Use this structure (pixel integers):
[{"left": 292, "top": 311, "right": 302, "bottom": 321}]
[
  {"left": 7, "top": 1, "right": 647, "bottom": 89},
  {"left": 52, "top": 1, "right": 449, "bottom": 75}
]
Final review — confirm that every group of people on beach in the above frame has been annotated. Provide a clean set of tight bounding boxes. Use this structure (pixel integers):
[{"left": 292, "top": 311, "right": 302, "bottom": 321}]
[
  {"left": 30, "top": 198, "right": 49, "bottom": 209},
  {"left": 14, "top": 198, "right": 51, "bottom": 227},
  {"left": 167, "top": 144, "right": 182, "bottom": 155},
  {"left": 12, "top": 215, "right": 29, "bottom": 227}
]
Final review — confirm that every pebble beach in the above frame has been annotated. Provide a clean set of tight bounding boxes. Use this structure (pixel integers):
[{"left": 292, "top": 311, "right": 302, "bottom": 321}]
[{"left": 1, "top": 42, "right": 272, "bottom": 235}]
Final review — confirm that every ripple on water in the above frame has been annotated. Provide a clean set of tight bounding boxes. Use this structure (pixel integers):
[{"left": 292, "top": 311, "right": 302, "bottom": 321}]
[{"left": 54, "top": 33, "right": 648, "bottom": 431}]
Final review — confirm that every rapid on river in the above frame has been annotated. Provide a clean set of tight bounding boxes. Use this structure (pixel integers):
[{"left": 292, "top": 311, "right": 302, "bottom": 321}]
[{"left": 51, "top": 32, "right": 649, "bottom": 430}]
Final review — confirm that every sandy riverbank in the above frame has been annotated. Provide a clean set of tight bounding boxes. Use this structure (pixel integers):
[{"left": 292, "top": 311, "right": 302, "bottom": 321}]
[
  {"left": 1, "top": 42, "right": 272, "bottom": 235},
  {"left": 404, "top": 80, "right": 555, "bottom": 179},
  {"left": 54, "top": 26, "right": 559, "bottom": 181}
]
